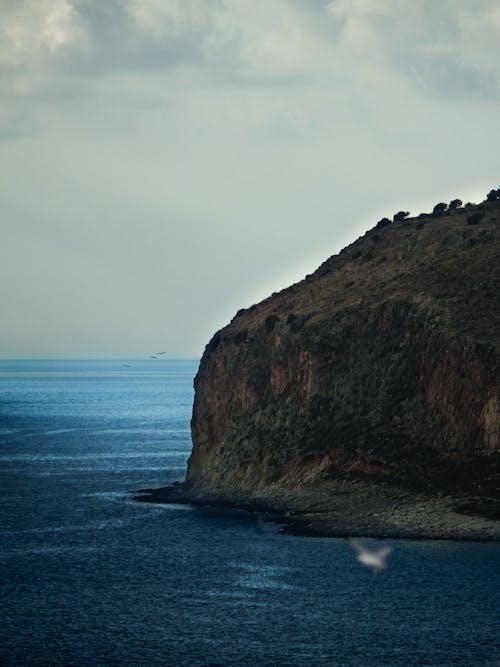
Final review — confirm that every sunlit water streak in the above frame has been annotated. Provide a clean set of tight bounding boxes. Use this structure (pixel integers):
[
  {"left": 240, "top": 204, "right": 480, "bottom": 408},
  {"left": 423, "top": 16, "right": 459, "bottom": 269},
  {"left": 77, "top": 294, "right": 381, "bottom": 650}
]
[{"left": 0, "top": 360, "right": 499, "bottom": 666}]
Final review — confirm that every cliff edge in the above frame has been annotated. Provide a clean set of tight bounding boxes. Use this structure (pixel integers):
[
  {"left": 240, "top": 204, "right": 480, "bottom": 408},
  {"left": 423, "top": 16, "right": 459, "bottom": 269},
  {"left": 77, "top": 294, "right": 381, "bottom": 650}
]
[{"left": 141, "top": 198, "right": 500, "bottom": 539}]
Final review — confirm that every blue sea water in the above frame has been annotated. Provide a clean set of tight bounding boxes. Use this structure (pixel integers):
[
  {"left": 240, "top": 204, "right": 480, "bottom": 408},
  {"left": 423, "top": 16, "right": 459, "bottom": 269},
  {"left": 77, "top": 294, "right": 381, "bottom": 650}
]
[{"left": 0, "top": 360, "right": 499, "bottom": 667}]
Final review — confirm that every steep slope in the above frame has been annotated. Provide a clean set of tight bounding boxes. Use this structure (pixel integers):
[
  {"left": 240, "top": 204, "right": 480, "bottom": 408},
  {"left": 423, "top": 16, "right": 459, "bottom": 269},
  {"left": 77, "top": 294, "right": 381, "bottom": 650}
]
[{"left": 187, "top": 201, "right": 500, "bottom": 512}]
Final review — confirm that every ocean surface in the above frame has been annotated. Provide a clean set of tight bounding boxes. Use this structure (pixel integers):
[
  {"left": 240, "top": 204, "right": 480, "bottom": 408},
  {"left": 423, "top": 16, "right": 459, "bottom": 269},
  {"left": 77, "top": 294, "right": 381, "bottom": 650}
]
[{"left": 0, "top": 359, "right": 499, "bottom": 666}]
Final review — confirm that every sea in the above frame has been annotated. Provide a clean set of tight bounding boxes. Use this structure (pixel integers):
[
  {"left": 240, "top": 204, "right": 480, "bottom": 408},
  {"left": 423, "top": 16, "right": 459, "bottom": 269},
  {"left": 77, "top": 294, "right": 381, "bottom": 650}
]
[{"left": 0, "top": 359, "right": 499, "bottom": 667}]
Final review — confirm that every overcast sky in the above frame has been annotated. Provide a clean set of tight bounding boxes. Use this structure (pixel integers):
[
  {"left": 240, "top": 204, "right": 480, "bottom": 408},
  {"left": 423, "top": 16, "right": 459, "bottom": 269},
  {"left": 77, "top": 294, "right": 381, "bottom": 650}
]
[{"left": 1, "top": 0, "right": 499, "bottom": 359}]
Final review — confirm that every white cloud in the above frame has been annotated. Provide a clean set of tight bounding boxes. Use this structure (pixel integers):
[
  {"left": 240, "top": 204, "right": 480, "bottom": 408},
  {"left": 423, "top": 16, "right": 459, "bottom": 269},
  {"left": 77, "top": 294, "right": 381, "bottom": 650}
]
[
  {"left": 0, "top": 0, "right": 84, "bottom": 63},
  {"left": 325, "top": 0, "right": 500, "bottom": 91},
  {"left": 0, "top": 0, "right": 86, "bottom": 96},
  {"left": 3, "top": 1, "right": 499, "bottom": 96},
  {"left": 1, "top": 0, "right": 500, "bottom": 356}
]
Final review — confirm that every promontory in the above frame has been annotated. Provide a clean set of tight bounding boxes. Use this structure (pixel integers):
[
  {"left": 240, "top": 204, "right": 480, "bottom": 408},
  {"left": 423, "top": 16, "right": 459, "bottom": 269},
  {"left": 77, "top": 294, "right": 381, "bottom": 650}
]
[{"left": 138, "top": 194, "right": 500, "bottom": 540}]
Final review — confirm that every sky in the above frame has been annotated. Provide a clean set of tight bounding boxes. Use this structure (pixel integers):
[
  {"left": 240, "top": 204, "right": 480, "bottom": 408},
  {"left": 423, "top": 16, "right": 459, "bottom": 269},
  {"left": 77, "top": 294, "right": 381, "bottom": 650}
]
[{"left": 1, "top": 0, "right": 500, "bottom": 359}]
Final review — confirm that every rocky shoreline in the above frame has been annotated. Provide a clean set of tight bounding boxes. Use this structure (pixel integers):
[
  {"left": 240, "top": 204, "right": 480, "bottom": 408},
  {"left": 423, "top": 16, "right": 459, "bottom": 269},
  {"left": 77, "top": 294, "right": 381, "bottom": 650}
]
[{"left": 133, "top": 480, "right": 500, "bottom": 541}]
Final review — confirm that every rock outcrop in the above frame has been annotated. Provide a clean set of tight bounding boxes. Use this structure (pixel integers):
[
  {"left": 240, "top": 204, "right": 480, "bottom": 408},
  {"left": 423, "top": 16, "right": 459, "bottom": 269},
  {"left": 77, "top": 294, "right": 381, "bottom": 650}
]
[
  {"left": 139, "top": 198, "right": 500, "bottom": 539},
  {"left": 188, "top": 200, "right": 500, "bottom": 503}
]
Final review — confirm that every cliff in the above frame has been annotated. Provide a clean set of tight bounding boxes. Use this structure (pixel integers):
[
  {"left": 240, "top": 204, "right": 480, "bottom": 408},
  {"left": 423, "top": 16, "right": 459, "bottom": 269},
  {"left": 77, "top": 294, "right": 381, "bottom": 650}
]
[{"left": 140, "top": 198, "right": 500, "bottom": 539}]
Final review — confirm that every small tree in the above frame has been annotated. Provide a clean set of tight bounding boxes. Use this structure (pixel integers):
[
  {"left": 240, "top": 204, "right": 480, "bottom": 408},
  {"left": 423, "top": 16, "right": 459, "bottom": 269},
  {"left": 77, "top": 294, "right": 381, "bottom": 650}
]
[
  {"left": 486, "top": 188, "right": 500, "bottom": 201},
  {"left": 432, "top": 202, "right": 448, "bottom": 216},
  {"left": 449, "top": 198, "right": 462, "bottom": 209},
  {"left": 393, "top": 210, "right": 410, "bottom": 222}
]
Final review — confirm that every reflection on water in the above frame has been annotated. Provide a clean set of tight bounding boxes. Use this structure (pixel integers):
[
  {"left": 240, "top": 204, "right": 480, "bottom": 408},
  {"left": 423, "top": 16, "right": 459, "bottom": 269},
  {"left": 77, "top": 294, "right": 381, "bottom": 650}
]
[{"left": 231, "top": 562, "right": 299, "bottom": 591}]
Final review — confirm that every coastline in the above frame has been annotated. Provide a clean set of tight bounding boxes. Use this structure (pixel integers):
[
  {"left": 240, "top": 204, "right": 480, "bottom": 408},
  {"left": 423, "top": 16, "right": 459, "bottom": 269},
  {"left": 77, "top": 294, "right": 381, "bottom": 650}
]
[{"left": 133, "top": 479, "right": 500, "bottom": 542}]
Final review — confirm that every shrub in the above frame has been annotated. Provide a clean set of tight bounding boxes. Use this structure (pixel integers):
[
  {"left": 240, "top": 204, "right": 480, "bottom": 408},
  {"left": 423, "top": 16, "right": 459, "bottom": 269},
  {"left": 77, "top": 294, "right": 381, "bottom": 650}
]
[
  {"left": 432, "top": 202, "right": 448, "bottom": 216},
  {"left": 393, "top": 210, "right": 410, "bottom": 222},
  {"left": 486, "top": 188, "right": 500, "bottom": 201},
  {"left": 233, "top": 329, "right": 248, "bottom": 345},
  {"left": 375, "top": 217, "right": 391, "bottom": 229},
  {"left": 265, "top": 314, "right": 280, "bottom": 332},
  {"left": 289, "top": 320, "right": 303, "bottom": 334},
  {"left": 449, "top": 198, "right": 462, "bottom": 209},
  {"left": 467, "top": 210, "right": 486, "bottom": 225}
]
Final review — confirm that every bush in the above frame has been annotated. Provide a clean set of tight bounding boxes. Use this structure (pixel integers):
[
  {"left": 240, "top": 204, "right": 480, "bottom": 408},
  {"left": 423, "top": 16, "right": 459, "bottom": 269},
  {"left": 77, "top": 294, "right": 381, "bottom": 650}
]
[
  {"left": 233, "top": 329, "right": 248, "bottom": 345},
  {"left": 393, "top": 210, "right": 410, "bottom": 222},
  {"left": 467, "top": 210, "right": 486, "bottom": 225},
  {"left": 265, "top": 314, "right": 280, "bottom": 332},
  {"left": 375, "top": 217, "right": 391, "bottom": 229},
  {"left": 486, "top": 188, "right": 500, "bottom": 201},
  {"left": 449, "top": 198, "right": 462, "bottom": 209},
  {"left": 432, "top": 202, "right": 448, "bottom": 216}
]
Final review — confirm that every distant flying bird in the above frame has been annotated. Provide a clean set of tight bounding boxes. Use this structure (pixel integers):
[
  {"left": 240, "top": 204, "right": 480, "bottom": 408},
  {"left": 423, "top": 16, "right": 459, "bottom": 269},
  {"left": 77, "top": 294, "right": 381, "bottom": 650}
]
[
  {"left": 156, "top": 351, "right": 166, "bottom": 356},
  {"left": 149, "top": 355, "right": 158, "bottom": 359},
  {"left": 346, "top": 538, "right": 392, "bottom": 574}
]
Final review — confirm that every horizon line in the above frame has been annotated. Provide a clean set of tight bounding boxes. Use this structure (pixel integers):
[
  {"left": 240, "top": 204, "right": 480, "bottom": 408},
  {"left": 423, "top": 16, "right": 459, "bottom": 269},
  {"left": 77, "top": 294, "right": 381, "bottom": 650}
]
[{"left": 0, "top": 357, "right": 201, "bottom": 362}]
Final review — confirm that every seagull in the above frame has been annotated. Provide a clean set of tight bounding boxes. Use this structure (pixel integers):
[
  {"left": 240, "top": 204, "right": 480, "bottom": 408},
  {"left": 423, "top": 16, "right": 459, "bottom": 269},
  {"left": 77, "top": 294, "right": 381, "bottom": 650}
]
[
  {"left": 149, "top": 355, "right": 158, "bottom": 359},
  {"left": 156, "top": 351, "right": 166, "bottom": 356},
  {"left": 346, "top": 538, "right": 392, "bottom": 574}
]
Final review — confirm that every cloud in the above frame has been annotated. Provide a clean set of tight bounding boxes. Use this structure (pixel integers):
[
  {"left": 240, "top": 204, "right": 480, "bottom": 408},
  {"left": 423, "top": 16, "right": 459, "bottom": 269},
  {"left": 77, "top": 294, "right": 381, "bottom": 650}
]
[
  {"left": 0, "top": 0, "right": 83, "bottom": 59},
  {"left": 3, "top": 1, "right": 500, "bottom": 99},
  {"left": 325, "top": 0, "right": 500, "bottom": 95},
  {"left": 0, "top": 0, "right": 86, "bottom": 92},
  {"left": 1, "top": 1, "right": 499, "bottom": 356}
]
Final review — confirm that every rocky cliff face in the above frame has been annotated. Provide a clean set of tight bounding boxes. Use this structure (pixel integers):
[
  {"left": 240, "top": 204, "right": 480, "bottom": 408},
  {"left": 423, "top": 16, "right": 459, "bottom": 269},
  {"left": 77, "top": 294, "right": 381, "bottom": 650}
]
[{"left": 187, "top": 201, "right": 500, "bottom": 505}]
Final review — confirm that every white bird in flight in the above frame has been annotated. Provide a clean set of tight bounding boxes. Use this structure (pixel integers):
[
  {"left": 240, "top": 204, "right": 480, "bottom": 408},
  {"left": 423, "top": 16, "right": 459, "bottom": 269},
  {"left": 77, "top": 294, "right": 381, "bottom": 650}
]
[{"left": 347, "top": 538, "right": 392, "bottom": 574}]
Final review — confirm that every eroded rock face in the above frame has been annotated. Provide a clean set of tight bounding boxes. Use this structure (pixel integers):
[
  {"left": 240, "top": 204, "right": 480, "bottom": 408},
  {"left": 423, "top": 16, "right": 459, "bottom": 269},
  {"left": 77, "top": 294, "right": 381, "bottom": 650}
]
[{"left": 187, "top": 202, "right": 500, "bottom": 501}]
